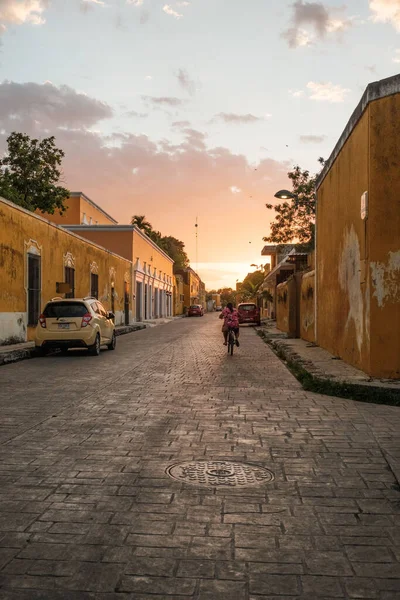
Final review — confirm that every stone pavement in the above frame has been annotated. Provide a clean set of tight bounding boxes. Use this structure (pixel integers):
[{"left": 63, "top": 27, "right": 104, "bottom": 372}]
[
  {"left": 0, "top": 314, "right": 399, "bottom": 599},
  {"left": 0, "top": 323, "right": 147, "bottom": 367}
]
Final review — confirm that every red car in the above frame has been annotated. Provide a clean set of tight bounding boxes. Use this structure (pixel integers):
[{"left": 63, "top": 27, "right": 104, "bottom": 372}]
[
  {"left": 237, "top": 303, "right": 261, "bottom": 326},
  {"left": 188, "top": 304, "right": 204, "bottom": 317}
]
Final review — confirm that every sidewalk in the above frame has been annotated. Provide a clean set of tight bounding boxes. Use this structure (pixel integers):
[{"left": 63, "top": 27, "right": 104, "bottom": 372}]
[
  {"left": 0, "top": 323, "right": 147, "bottom": 367},
  {"left": 258, "top": 320, "right": 400, "bottom": 391}
]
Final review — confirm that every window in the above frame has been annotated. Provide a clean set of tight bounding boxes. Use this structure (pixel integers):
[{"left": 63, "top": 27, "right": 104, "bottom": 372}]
[
  {"left": 28, "top": 254, "right": 41, "bottom": 326},
  {"left": 43, "top": 301, "right": 87, "bottom": 318},
  {"left": 65, "top": 267, "right": 75, "bottom": 298},
  {"left": 90, "top": 273, "right": 99, "bottom": 299}
]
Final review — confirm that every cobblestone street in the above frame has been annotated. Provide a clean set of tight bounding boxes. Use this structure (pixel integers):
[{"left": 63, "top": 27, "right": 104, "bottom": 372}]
[{"left": 0, "top": 313, "right": 399, "bottom": 599}]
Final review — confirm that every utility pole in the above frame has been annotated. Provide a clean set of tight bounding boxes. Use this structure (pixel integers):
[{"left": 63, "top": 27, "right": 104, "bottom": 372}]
[{"left": 195, "top": 216, "right": 198, "bottom": 273}]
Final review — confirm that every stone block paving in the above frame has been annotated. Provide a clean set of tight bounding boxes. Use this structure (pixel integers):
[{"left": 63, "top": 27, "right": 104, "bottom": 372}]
[{"left": 0, "top": 315, "right": 399, "bottom": 598}]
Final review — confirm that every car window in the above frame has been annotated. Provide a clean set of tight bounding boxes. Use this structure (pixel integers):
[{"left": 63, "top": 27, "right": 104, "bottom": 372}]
[
  {"left": 90, "top": 301, "right": 101, "bottom": 315},
  {"left": 43, "top": 302, "right": 87, "bottom": 318},
  {"left": 190, "top": 305, "right": 199, "bottom": 309},
  {"left": 239, "top": 304, "right": 257, "bottom": 311},
  {"left": 96, "top": 302, "right": 107, "bottom": 317}
]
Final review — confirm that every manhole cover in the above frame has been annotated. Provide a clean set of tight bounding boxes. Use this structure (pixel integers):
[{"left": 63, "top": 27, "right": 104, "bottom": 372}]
[{"left": 166, "top": 460, "right": 274, "bottom": 488}]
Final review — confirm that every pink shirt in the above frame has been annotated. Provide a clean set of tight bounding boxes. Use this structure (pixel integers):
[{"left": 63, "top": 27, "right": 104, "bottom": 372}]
[{"left": 222, "top": 307, "right": 239, "bottom": 328}]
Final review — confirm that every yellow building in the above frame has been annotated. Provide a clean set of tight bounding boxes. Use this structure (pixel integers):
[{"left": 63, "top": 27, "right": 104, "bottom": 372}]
[
  {"left": 174, "top": 274, "right": 185, "bottom": 316},
  {"left": 175, "top": 267, "right": 204, "bottom": 311},
  {"left": 39, "top": 192, "right": 117, "bottom": 226},
  {"left": 316, "top": 74, "right": 400, "bottom": 378},
  {"left": 0, "top": 197, "right": 132, "bottom": 344},
  {"left": 65, "top": 225, "right": 174, "bottom": 321}
]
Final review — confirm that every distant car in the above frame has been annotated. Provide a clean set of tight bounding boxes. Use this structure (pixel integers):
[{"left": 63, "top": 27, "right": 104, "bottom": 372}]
[
  {"left": 237, "top": 302, "right": 261, "bottom": 326},
  {"left": 215, "top": 306, "right": 222, "bottom": 312},
  {"left": 35, "top": 297, "right": 116, "bottom": 356},
  {"left": 188, "top": 304, "right": 204, "bottom": 317}
]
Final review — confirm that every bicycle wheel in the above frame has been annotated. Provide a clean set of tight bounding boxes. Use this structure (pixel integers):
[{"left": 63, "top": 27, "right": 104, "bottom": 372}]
[{"left": 228, "top": 330, "right": 234, "bottom": 355}]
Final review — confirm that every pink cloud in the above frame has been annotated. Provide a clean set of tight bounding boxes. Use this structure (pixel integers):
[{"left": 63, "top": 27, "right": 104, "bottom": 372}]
[{"left": 0, "top": 81, "right": 289, "bottom": 278}]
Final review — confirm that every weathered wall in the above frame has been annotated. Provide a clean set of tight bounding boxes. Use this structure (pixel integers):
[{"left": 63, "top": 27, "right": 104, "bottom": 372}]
[
  {"left": 276, "top": 282, "right": 289, "bottom": 333},
  {"left": 300, "top": 270, "right": 315, "bottom": 343},
  {"left": 368, "top": 95, "right": 400, "bottom": 378},
  {"left": 317, "top": 107, "right": 370, "bottom": 372},
  {"left": 0, "top": 198, "right": 132, "bottom": 343},
  {"left": 276, "top": 276, "right": 299, "bottom": 338}
]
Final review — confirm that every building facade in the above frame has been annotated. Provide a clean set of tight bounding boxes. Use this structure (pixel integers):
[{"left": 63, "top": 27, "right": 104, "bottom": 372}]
[
  {"left": 316, "top": 74, "right": 400, "bottom": 378},
  {"left": 65, "top": 225, "right": 174, "bottom": 321},
  {"left": 39, "top": 192, "right": 117, "bottom": 226},
  {"left": 0, "top": 197, "right": 132, "bottom": 344}
]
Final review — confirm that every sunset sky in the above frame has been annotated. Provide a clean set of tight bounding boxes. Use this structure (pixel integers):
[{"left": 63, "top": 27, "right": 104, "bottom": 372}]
[{"left": 1, "top": 0, "right": 400, "bottom": 288}]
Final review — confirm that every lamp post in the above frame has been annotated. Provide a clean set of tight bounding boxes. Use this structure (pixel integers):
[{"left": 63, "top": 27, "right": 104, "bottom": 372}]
[{"left": 273, "top": 190, "right": 297, "bottom": 200}]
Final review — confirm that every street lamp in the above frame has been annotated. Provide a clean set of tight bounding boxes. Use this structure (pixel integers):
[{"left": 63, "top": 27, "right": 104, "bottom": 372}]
[{"left": 274, "top": 189, "right": 297, "bottom": 200}]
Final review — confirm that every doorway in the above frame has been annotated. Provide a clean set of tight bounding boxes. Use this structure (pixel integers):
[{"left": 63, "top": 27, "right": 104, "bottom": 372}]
[
  {"left": 136, "top": 282, "right": 142, "bottom": 321},
  {"left": 124, "top": 282, "right": 129, "bottom": 325}
]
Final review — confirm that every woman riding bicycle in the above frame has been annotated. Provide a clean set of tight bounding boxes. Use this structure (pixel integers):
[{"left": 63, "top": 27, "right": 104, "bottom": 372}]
[{"left": 219, "top": 302, "right": 240, "bottom": 347}]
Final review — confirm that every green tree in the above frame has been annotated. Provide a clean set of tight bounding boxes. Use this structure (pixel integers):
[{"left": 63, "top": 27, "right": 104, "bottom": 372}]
[
  {"left": 131, "top": 215, "right": 153, "bottom": 236},
  {"left": 264, "top": 158, "right": 324, "bottom": 250},
  {"left": 237, "top": 270, "right": 265, "bottom": 301},
  {"left": 218, "top": 288, "right": 236, "bottom": 306},
  {"left": 130, "top": 215, "right": 189, "bottom": 270},
  {"left": 0, "top": 132, "right": 69, "bottom": 214},
  {"left": 161, "top": 236, "right": 189, "bottom": 271}
]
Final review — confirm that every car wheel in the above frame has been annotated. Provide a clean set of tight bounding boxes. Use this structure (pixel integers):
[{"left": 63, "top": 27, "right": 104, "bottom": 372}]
[
  {"left": 107, "top": 331, "right": 116, "bottom": 351},
  {"left": 35, "top": 346, "right": 47, "bottom": 357},
  {"left": 89, "top": 333, "right": 101, "bottom": 356}
]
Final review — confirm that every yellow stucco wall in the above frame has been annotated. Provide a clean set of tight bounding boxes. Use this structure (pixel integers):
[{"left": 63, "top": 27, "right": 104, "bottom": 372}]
[
  {"left": 40, "top": 194, "right": 116, "bottom": 226},
  {"left": 0, "top": 198, "right": 132, "bottom": 343},
  {"left": 317, "top": 93, "right": 400, "bottom": 378},
  {"left": 317, "top": 107, "right": 370, "bottom": 373},
  {"left": 174, "top": 275, "right": 184, "bottom": 316},
  {"left": 276, "top": 281, "right": 289, "bottom": 334},
  {"left": 71, "top": 229, "right": 133, "bottom": 262},
  {"left": 132, "top": 231, "right": 174, "bottom": 282},
  {"left": 368, "top": 95, "right": 400, "bottom": 378},
  {"left": 300, "top": 270, "right": 315, "bottom": 343}
]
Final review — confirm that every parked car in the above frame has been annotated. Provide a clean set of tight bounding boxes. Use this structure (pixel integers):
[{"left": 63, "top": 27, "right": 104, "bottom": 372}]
[
  {"left": 215, "top": 306, "right": 222, "bottom": 312},
  {"left": 188, "top": 304, "right": 204, "bottom": 317},
  {"left": 35, "top": 297, "right": 116, "bottom": 356},
  {"left": 237, "top": 302, "right": 261, "bottom": 326}
]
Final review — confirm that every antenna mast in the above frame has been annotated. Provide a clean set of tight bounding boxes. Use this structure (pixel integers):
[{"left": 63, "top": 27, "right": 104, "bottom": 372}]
[{"left": 195, "top": 217, "right": 198, "bottom": 272}]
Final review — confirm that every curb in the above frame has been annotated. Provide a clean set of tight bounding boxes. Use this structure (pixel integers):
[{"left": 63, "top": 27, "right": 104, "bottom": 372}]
[
  {"left": 0, "top": 323, "right": 148, "bottom": 367},
  {"left": 257, "top": 329, "right": 400, "bottom": 407}
]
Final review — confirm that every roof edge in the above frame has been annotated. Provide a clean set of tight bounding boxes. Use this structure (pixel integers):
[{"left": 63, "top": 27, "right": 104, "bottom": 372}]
[
  {"left": 69, "top": 191, "right": 118, "bottom": 224},
  {"left": 0, "top": 196, "right": 131, "bottom": 265},
  {"left": 316, "top": 73, "right": 400, "bottom": 189}
]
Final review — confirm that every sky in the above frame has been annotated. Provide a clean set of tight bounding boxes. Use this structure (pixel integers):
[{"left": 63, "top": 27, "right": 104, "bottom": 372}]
[{"left": 1, "top": 0, "right": 400, "bottom": 289}]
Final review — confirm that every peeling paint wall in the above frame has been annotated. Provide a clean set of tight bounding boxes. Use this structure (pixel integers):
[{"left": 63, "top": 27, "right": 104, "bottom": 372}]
[
  {"left": 276, "top": 277, "right": 298, "bottom": 337},
  {"left": 317, "top": 91, "right": 400, "bottom": 378},
  {"left": 276, "top": 281, "right": 289, "bottom": 333},
  {"left": 300, "top": 270, "right": 315, "bottom": 343},
  {"left": 370, "top": 251, "right": 400, "bottom": 308},
  {"left": 317, "top": 106, "right": 370, "bottom": 372},
  {"left": 368, "top": 94, "right": 400, "bottom": 378}
]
